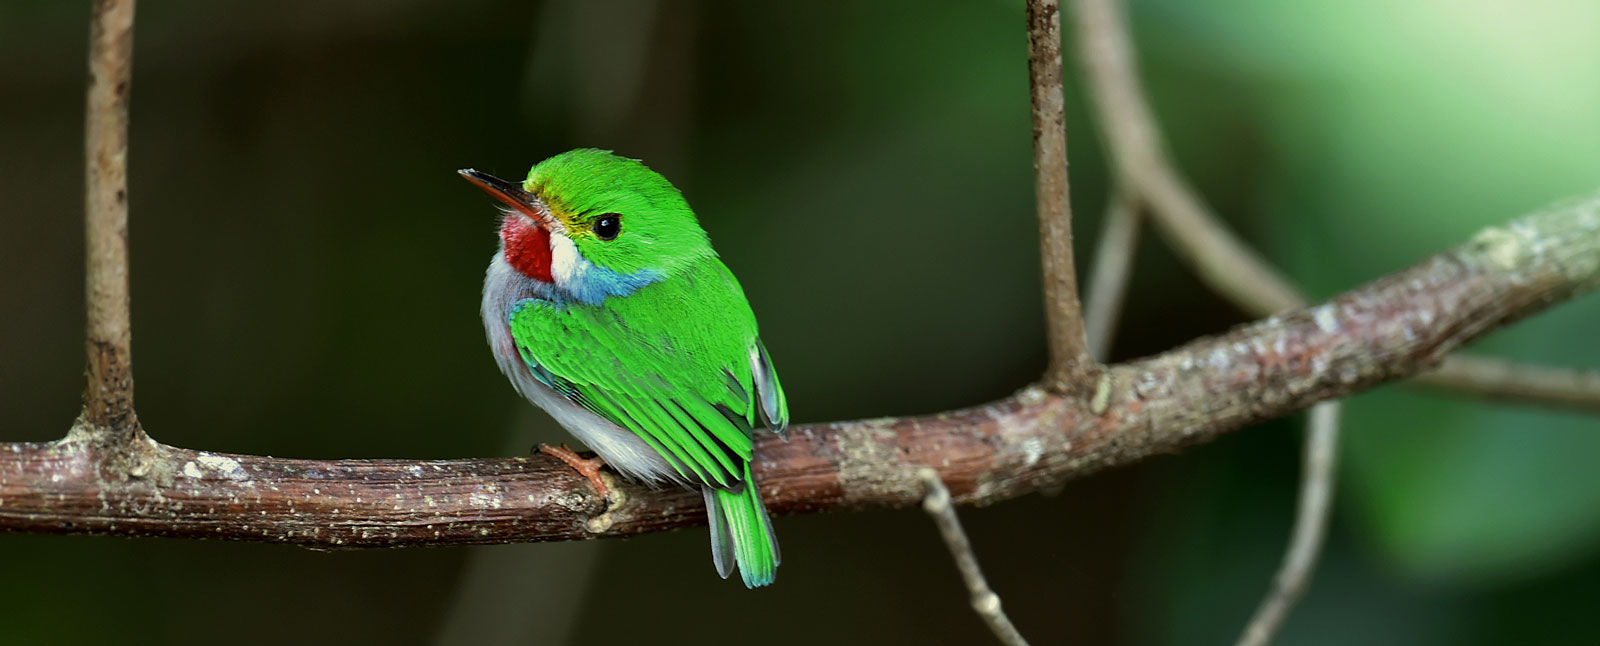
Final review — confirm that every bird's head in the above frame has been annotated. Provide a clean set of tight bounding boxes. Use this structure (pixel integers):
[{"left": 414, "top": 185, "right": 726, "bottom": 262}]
[{"left": 462, "top": 149, "right": 712, "bottom": 304}]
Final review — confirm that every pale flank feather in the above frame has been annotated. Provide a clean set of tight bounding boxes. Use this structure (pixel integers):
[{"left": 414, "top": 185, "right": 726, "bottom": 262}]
[{"left": 483, "top": 252, "right": 678, "bottom": 484}]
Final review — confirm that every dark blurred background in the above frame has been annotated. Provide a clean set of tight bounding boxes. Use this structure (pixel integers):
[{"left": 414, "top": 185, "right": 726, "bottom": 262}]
[{"left": 3, "top": 1, "right": 1599, "bottom": 644}]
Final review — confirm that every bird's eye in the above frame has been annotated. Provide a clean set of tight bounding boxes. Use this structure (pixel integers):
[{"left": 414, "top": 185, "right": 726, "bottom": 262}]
[{"left": 593, "top": 214, "right": 621, "bottom": 241}]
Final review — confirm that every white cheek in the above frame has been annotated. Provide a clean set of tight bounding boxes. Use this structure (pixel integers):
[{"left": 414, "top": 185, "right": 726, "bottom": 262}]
[{"left": 549, "top": 233, "right": 583, "bottom": 288}]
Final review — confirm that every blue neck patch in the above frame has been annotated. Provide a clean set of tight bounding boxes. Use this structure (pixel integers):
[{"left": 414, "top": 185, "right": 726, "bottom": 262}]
[{"left": 560, "top": 262, "right": 663, "bottom": 306}]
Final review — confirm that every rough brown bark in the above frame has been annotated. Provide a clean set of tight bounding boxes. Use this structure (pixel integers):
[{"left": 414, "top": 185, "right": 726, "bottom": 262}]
[
  {"left": 4, "top": 193, "right": 1595, "bottom": 547},
  {"left": 82, "top": 0, "right": 140, "bottom": 437},
  {"left": 1027, "top": 0, "right": 1093, "bottom": 391}
]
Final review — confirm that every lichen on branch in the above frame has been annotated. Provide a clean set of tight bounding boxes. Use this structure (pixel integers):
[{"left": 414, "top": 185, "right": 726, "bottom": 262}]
[{"left": 3, "top": 192, "right": 1596, "bottom": 546}]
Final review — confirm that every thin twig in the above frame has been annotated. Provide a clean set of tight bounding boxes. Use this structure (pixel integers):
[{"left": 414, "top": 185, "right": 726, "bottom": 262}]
[
  {"left": 82, "top": 0, "right": 140, "bottom": 437},
  {"left": 1027, "top": 0, "right": 1094, "bottom": 391},
  {"left": 1083, "top": 190, "right": 1142, "bottom": 361},
  {"left": 1072, "top": 0, "right": 1600, "bottom": 411},
  {"left": 1236, "top": 402, "right": 1342, "bottom": 646},
  {"left": 919, "top": 469, "right": 1031, "bottom": 646},
  {"left": 1417, "top": 356, "right": 1600, "bottom": 413}
]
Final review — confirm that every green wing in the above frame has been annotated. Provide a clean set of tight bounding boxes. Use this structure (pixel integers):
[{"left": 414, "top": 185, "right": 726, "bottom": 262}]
[{"left": 509, "top": 259, "right": 786, "bottom": 488}]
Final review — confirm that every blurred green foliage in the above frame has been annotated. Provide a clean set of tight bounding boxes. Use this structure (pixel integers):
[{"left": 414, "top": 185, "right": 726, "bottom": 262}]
[{"left": 0, "top": 0, "right": 1596, "bottom": 644}]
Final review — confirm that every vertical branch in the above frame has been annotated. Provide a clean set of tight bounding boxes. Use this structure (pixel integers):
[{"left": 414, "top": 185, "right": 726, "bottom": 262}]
[
  {"left": 1082, "top": 190, "right": 1141, "bottom": 361},
  {"left": 82, "top": 0, "right": 140, "bottom": 436},
  {"left": 1027, "top": 0, "right": 1095, "bottom": 391},
  {"left": 919, "top": 469, "right": 1032, "bottom": 646},
  {"left": 1236, "top": 402, "right": 1343, "bottom": 646}
]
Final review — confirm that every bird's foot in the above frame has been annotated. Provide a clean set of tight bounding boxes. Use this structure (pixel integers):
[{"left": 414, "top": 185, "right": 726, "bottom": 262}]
[{"left": 538, "top": 444, "right": 611, "bottom": 501}]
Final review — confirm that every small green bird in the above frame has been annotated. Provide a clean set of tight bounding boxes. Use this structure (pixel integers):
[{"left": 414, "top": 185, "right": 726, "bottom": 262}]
[{"left": 462, "top": 149, "right": 788, "bottom": 587}]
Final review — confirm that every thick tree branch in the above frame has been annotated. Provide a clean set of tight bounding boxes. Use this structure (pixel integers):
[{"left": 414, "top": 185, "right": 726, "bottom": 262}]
[
  {"left": 3, "top": 195, "right": 1595, "bottom": 545},
  {"left": 1027, "top": 0, "right": 1094, "bottom": 390},
  {"left": 82, "top": 0, "right": 140, "bottom": 438},
  {"left": 1072, "top": 0, "right": 1600, "bottom": 412}
]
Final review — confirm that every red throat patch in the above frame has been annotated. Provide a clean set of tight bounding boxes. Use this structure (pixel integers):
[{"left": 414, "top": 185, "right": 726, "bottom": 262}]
[{"left": 501, "top": 217, "right": 553, "bottom": 283}]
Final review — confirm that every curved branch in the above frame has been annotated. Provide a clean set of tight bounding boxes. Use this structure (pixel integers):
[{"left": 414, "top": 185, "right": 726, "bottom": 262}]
[
  {"left": 3, "top": 195, "right": 1595, "bottom": 546},
  {"left": 1073, "top": 0, "right": 1600, "bottom": 411},
  {"left": 1073, "top": 0, "right": 1302, "bottom": 315}
]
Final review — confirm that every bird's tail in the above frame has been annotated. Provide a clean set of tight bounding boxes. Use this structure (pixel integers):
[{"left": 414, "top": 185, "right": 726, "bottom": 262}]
[{"left": 703, "top": 465, "right": 780, "bottom": 588}]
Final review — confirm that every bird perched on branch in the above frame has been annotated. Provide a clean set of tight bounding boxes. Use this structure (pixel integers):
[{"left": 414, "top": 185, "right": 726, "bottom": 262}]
[{"left": 463, "top": 149, "right": 788, "bottom": 587}]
